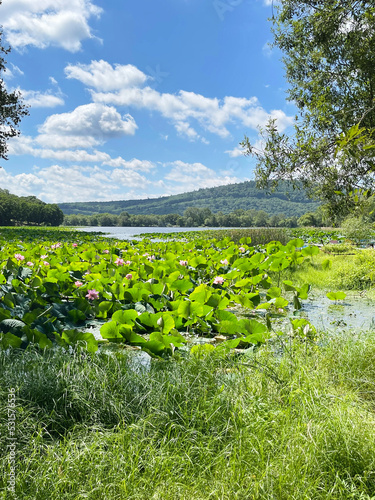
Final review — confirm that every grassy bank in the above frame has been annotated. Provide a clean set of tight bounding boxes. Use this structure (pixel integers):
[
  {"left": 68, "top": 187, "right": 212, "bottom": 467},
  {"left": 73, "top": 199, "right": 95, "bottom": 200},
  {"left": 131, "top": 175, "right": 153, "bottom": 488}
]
[
  {"left": 1, "top": 334, "right": 375, "bottom": 499},
  {"left": 284, "top": 248, "right": 375, "bottom": 292}
]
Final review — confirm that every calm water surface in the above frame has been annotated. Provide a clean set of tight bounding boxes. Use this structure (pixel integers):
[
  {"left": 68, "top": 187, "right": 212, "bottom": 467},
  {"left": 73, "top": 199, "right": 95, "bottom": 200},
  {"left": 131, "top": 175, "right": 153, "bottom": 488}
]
[{"left": 79, "top": 226, "right": 233, "bottom": 240}]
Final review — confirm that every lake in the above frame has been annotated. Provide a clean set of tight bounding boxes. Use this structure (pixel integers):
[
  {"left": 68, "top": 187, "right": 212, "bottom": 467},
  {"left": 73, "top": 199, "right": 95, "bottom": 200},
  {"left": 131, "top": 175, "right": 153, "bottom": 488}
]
[{"left": 79, "top": 226, "right": 231, "bottom": 240}]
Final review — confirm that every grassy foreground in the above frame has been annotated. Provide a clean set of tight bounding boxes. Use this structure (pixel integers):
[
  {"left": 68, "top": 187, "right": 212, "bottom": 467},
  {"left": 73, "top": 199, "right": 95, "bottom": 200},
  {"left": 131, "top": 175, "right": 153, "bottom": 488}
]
[{"left": 1, "top": 334, "right": 375, "bottom": 499}]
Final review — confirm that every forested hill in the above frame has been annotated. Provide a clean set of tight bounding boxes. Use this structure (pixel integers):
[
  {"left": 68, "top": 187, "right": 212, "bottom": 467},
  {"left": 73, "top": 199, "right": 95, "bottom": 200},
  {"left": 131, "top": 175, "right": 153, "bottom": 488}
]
[{"left": 58, "top": 181, "right": 319, "bottom": 217}]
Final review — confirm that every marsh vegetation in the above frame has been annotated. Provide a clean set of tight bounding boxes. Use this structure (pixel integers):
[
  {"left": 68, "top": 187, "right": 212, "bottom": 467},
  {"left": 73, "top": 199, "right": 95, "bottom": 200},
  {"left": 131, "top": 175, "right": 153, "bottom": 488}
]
[{"left": 1, "top": 226, "right": 375, "bottom": 498}]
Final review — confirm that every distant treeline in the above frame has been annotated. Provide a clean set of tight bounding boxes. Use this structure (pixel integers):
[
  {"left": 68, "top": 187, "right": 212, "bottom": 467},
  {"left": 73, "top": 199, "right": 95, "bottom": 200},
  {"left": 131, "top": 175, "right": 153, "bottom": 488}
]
[
  {"left": 59, "top": 181, "right": 320, "bottom": 218},
  {"left": 0, "top": 190, "right": 64, "bottom": 226},
  {"left": 63, "top": 207, "right": 324, "bottom": 228}
]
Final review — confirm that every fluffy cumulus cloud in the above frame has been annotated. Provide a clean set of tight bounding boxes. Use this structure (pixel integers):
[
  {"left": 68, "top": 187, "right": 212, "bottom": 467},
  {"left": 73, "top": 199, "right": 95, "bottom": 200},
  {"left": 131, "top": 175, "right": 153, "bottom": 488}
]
[
  {"left": 1, "top": 0, "right": 102, "bottom": 52},
  {"left": 65, "top": 60, "right": 294, "bottom": 141},
  {"left": 0, "top": 169, "right": 44, "bottom": 197},
  {"left": 6, "top": 99, "right": 149, "bottom": 183},
  {"left": 8, "top": 136, "right": 155, "bottom": 173},
  {"left": 65, "top": 60, "right": 148, "bottom": 91},
  {"left": 0, "top": 159, "right": 242, "bottom": 202},
  {"left": 36, "top": 103, "right": 137, "bottom": 148},
  {"left": 161, "top": 161, "right": 243, "bottom": 194},
  {"left": 0, "top": 164, "right": 152, "bottom": 203}
]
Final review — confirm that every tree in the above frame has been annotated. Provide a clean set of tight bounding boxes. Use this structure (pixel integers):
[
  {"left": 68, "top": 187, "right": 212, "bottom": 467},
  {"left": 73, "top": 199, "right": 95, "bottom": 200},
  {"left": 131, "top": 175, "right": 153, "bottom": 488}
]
[
  {"left": 242, "top": 0, "right": 375, "bottom": 222},
  {"left": 253, "top": 210, "right": 270, "bottom": 227},
  {"left": 341, "top": 214, "right": 372, "bottom": 243},
  {"left": 0, "top": 2, "right": 29, "bottom": 162},
  {"left": 297, "top": 212, "right": 318, "bottom": 227},
  {"left": 183, "top": 207, "right": 213, "bottom": 226},
  {"left": 99, "top": 213, "right": 117, "bottom": 226},
  {"left": 42, "top": 204, "right": 64, "bottom": 226}
]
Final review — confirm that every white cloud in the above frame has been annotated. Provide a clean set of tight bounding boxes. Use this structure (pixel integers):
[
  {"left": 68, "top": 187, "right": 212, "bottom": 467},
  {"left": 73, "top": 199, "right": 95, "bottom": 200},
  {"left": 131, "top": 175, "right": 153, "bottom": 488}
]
[
  {"left": 0, "top": 158, "right": 246, "bottom": 203},
  {"left": 65, "top": 60, "right": 148, "bottom": 91},
  {"left": 102, "top": 158, "right": 155, "bottom": 172},
  {"left": 225, "top": 146, "right": 245, "bottom": 158},
  {"left": 174, "top": 120, "right": 206, "bottom": 142},
  {"left": 37, "top": 164, "right": 149, "bottom": 202},
  {"left": 36, "top": 134, "right": 101, "bottom": 150},
  {"left": 2, "top": 63, "right": 24, "bottom": 80},
  {"left": 9, "top": 136, "right": 112, "bottom": 163},
  {"left": 36, "top": 103, "right": 137, "bottom": 148},
  {"left": 1, "top": 0, "right": 102, "bottom": 52},
  {"left": 65, "top": 60, "right": 293, "bottom": 140},
  {"left": 0, "top": 164, "right": 151, "bottom": 203},
  {"left": 162, "top": 160, "right": 242, "bottom": 194},
  {"left": 93, "top": 85, "right": 293, "bottom": 139},
  {"left": 17, "top": 88, "right": 65, "bottom": 108},
  {"left": 8, "top": 135, "right": 154, "bottom": 173},
  {"left": 267, "top": 109, "right": 294, "bottom": 131},
  {"left": 0, "top": 168, "right": 45, "bottom": 198}
]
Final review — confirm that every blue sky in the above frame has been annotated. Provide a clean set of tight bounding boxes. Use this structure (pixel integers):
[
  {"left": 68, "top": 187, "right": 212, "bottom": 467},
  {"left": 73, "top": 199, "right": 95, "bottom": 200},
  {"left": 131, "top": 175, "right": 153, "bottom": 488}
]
[{"left": 1, "top": 0, "right": 294, "bottom": 203}]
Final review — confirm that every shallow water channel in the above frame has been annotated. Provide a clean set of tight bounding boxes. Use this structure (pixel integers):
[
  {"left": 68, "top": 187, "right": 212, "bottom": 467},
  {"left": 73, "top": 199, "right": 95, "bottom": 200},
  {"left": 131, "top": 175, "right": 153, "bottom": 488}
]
[{"left": 291, "top": 291, "right": 375, "bottom": 332}]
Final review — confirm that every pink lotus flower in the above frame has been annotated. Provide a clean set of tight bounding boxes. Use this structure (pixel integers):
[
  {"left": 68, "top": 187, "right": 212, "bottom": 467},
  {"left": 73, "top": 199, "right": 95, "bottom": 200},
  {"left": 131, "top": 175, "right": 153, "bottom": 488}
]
[
  {"left": 238, "top": 247, "right": 246, "bottom": 253},
  {"left": 125, "top": 260, "right": 131, "bottom": 265},
  {"left": 43, "top": 261, "right": 49, "bottom": 266},
  {"left": 75, "top": 281, "right": 83, "bottom": 287},
  {"left": 179, "top": 260, "right": 188, "bottom": 266},
  {"left": 40, "top": 254, "right": 48, "bottom": 259},
  {"left": 14, "top": 254, "right": 25, "bottom": 261},
  {"left": 115, "top": 258, "right": 124, "bottom": 266},
  {"left": 26, "top": 261, "right": 34, "bottom": 267},
  {"left": 126, "top": 273, "right": 133, "bottom": 280},
  {"left": 213, "top": 276, "right": 225, "bottom": 285},
  {"left": 86, "top": 289, "right": 99, "bottom": 300},
  {"left": 72, "top": 243, "right": 78, "bottom": 247},
  {"left": 103, "top": 249, "right": 109, "bottom": 254},
  {"left": 51, "top": 243, "right": 62, "bottom": 250},
  {"left": 220, "top": 259, "right": 229, "bottom": 265}
]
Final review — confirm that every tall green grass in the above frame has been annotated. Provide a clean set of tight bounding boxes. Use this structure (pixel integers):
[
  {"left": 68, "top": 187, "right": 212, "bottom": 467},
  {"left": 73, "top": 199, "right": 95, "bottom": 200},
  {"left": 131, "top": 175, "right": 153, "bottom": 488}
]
[
  {"left": 1, "top": 336, "right": 375, "bottom": 499},
  {"left": 284, "top": 249, "right": 375, "bottom": 291}
]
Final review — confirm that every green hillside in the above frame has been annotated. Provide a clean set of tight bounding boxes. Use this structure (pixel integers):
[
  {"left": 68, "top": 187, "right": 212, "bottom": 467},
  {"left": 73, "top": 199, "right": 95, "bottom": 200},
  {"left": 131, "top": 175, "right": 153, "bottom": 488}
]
[{"left": 58, "top": 181, "right": 319, "bottom": 218}]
